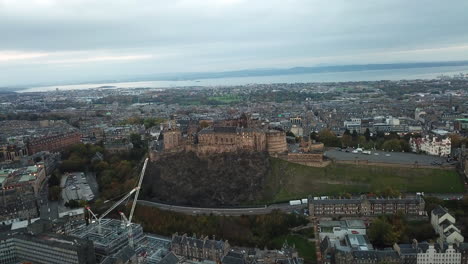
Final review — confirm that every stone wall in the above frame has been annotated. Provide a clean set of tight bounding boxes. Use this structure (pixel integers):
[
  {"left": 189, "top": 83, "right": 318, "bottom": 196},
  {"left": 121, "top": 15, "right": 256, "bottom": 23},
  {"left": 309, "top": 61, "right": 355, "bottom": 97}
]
[{"left": 276, "top": 153, "right": 327, "bottom": 167}]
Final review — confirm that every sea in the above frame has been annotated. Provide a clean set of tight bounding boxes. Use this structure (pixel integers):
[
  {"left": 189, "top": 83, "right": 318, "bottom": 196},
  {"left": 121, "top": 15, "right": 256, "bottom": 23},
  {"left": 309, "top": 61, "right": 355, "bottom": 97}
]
[{"left": 18, "top": 65, "right": 468, "bottom": 93}]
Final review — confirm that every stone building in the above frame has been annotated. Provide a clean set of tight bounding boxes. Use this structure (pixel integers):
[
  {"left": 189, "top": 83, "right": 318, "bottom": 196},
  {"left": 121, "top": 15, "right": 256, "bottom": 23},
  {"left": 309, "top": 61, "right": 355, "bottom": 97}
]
[
  {"left": 309, "top": 195, "right": 425, "bottom": 217},
  {"left": 27, "top": 132, "right": 81, "bottom": 154},
  {"left": 171, "top": 233, "right": 230, "bottom": 262},
  {"left": 410, "top": 136, "right": 451, "bottom": 157},
  {"left": 159, "top": 126, "right": 287, "bottom": 156}
]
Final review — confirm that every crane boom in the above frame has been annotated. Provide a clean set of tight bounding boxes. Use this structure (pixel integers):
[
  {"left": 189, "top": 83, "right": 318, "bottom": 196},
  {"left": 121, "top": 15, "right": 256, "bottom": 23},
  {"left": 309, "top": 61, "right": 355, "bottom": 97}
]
[
  {"left": 99, "top": 187, "right": 138, "bottom": 221},
  {"left": 128, "top": 158, "right": 148, "bottom": 223},
  {"left": 86, "top": 206, "right": 98, "bottom": 222}
]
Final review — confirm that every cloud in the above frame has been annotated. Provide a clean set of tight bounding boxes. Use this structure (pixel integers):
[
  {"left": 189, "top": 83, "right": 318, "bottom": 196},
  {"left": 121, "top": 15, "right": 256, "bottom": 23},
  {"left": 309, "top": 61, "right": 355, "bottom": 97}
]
[
  {"left": 0, "top": 51, "right": 49, "bottom": 62},
  {"left": 0, "top": 0, "right": 468, "bottom": 86},
  {"left": 44, "top": 54, "right": 153, "bottom": 64}
]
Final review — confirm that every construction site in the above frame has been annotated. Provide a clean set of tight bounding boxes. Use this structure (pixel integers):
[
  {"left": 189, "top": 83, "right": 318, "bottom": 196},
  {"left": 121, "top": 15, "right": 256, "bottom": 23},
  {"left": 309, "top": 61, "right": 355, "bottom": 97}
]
[{"left": 67, "top": 158, "right": 172, "bottom": 263}]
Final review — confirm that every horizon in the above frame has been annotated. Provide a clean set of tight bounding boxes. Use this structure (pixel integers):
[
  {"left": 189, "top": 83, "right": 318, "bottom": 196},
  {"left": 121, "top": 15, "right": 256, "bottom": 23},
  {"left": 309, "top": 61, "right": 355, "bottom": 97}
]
[{"left": 5, "top": 60, "right": 468, "bottom": 91}]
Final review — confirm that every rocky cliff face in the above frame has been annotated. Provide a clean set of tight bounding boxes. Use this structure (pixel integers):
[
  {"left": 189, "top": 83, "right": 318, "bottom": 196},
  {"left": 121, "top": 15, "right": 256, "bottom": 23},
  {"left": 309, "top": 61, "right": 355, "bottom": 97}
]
[{"left": 141, "top": 151, "right": 270, "bottom": 207}]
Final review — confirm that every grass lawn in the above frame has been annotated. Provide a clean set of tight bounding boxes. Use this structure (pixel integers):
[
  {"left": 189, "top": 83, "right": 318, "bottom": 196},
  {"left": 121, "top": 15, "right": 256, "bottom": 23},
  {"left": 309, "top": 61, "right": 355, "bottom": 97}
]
[
  {"left": 261, "top": 157, "right": 463, "bottom": 203},
  {"left": 208, "top": 95, "right": 241, "bottom": 104},
  {"left": 271, "top": 234, "right": 316, "bottom": 263}
]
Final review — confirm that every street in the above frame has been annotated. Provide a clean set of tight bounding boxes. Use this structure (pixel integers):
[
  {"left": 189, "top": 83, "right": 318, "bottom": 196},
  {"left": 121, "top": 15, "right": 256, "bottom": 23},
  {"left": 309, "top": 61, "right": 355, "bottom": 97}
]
[{"left": 137, "top": 200, "right": 305, "bottom": 216}]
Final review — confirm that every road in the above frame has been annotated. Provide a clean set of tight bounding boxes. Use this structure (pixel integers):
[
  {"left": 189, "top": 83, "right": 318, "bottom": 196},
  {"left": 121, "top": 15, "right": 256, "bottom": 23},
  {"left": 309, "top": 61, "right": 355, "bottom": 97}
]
[
  {"left": 138, "top": 192, "right": 465, "bottom": 216},
  {"left": 137, "top": 200, "right": 305, "bottom": 216}
]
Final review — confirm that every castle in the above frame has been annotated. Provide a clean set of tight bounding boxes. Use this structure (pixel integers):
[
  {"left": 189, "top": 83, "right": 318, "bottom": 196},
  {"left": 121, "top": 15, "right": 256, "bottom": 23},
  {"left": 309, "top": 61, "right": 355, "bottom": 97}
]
[
  {"left": 160, "top": 126, "right": 288, "bottom": 156},
  {"left": 150, "top": 117, "right": 325, "bottom": 167}
]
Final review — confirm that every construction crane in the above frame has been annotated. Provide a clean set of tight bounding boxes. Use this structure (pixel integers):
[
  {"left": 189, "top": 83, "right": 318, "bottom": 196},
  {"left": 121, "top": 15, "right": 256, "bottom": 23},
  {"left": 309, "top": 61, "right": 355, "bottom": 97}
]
[
  {"left": 119, "top": 157, "right": 149, "bottom": 249},
  {"left": 86, "top": 158, "right": 149, "bottom": 238}
]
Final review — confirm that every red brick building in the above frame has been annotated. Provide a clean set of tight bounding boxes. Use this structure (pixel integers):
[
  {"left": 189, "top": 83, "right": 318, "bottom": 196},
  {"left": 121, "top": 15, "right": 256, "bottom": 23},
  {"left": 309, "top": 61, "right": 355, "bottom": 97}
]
[{"left": 27, "top": 132, "right": 81, "bottom": 154}]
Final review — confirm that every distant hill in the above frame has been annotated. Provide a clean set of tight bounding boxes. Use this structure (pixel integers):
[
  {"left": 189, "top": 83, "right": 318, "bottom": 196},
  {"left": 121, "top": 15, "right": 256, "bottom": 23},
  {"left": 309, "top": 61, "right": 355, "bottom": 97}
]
[
  {"left": 6, "top": 60, "right": 468, "bottom": 91},
  {"left": 150, "top": 60, "right": 468, "bottom": 81}
]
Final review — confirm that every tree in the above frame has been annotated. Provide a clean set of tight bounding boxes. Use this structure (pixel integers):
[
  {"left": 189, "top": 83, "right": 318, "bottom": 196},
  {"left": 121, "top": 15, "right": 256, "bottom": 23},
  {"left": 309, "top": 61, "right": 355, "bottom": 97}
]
[
  {"left": 351, "top": 130, "right": 358, "bottom": 140},
  {"left": 48, "top": 171, "right": 61, "bottom": 187},
  {"left": 341, "top": 134, "right": 352, "bottom": 147},
  {"left": 130, "top": 133, "right": 144, "bottom": 148},
  {"left": 343, "top": 129, "right": 351, "bottom": 136},
  {"left": 382, "top": 139, "right": 402, "bottom": 152},
  {"left": 200, "top": 121, "right": 210, "bottom": 129},
  {"left": 364, "top": 128, "right": 371, "bottom": 141},
  {"left": 65, "top": 199, "right": 80, "bottom": 208},
  {"left": 379, "top": 187, "right": 401, "bottom": 198},
  {"left": 368, "top": 218, "right": 398, "bottom": 247},
  {"left": 310, "top": 131, "right": 318, "bottom": 140},
  {"left": 318, "top": 129, "right": 340, "bottom": 147},
  {"left": 49, "top": 186, "right": 62, "bottom": 201}
]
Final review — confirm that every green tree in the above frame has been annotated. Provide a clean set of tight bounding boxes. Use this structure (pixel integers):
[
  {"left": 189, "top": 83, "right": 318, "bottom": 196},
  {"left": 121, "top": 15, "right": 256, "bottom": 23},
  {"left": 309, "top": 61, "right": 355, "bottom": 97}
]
[
  {"left": 65, "top": 199, "right": 80, "bottom": 208},
  {"left": 130, "top": 133, "right": 144, "bottom": 148},
  {"left": 382, "top": 139, "right": 402, "bottom": 152},
  {"left": 341, "top": 134, "right": 353, "bottom": 147},
  {"left": 364, "top": 128, "right": 371, "bottom": 141},
  {"left": 318, "top": 129, "right": 340, "bottom": 147},
  {"left": 351, "top": 130, "right": 358, "bottom": 140},
  {"left": 369, "top": 218, "right": 398, "bottom": 247}
]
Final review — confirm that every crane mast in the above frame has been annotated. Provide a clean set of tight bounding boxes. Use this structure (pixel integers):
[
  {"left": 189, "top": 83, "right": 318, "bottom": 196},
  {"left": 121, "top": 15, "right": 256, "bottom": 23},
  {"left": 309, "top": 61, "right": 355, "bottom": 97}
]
[{"left": 129, "top": 158, "right": 148, "bottom": 223}]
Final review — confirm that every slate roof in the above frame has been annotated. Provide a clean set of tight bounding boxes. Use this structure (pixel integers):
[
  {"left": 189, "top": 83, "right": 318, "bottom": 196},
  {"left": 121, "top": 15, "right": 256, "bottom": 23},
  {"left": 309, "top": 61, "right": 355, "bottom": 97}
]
[
  {"left": 159, "top": 252, "right": 180, "bottom": 264},
  {"left": 432, "top": 205, "right": 449, "bottom": 217},
  {"left": 222, "top": 251, "right": 246, "bottom": 264},
  {"left": 172, "top": 234, "right": 225, "bottom": 250}
]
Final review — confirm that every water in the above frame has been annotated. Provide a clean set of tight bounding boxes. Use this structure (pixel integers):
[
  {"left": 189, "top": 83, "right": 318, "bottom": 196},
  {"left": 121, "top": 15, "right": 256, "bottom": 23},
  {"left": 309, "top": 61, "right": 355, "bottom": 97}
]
[{"left": 18, "top": 65, "right": 468, "bottom": 93}]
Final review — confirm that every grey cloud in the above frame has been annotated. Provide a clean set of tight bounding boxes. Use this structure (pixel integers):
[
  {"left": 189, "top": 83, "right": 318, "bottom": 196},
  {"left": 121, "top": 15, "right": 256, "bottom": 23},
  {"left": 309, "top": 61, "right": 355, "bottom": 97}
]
[{"left": 1, "top": 0, "right": 468, "bottom": 86}]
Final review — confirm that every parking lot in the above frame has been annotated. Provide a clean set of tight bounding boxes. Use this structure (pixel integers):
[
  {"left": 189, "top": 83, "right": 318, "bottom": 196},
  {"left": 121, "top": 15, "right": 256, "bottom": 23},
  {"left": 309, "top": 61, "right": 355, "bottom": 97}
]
[
  {"left": 324, "top": 149, "right": 450, "bottom": 166},
  {"left": 61, "top": 172, "right": 95, "bottom": 202}
]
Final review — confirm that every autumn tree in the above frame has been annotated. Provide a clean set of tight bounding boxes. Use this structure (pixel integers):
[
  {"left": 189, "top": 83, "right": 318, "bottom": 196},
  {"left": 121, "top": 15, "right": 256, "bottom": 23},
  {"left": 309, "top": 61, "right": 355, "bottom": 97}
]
[{"left": 368, "top": 218, "right": 398, "bottom": 247}]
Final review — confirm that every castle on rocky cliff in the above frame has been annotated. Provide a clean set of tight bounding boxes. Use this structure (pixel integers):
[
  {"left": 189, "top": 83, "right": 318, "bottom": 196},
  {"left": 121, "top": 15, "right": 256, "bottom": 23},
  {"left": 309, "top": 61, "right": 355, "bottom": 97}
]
[{"left": 149, "top": 117, "right": 325, "bottom": 167}]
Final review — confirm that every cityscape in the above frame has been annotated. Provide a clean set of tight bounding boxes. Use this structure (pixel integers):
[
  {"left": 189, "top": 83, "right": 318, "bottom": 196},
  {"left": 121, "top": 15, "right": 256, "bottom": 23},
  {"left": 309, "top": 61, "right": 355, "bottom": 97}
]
[{"left": 2, "top": 1, "right": 468, "bottom": 264}]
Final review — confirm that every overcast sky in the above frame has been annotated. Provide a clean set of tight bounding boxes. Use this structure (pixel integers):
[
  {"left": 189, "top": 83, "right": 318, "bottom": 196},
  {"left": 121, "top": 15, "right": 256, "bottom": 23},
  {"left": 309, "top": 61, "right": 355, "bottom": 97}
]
[{"left": 1, "top": 0, "right": 468, "bottom": 87}]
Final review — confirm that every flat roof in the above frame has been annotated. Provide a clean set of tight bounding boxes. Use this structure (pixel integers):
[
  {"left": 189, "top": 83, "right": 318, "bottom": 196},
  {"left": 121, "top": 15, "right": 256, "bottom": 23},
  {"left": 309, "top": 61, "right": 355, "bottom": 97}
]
[
  {"left": 346, "top": 234, "right": 371, "bottom": 251},
  {"left": 345, "top": 219, "right": 366, "bottom": 229},
  {"left": 19, "top": 174, "right": 34, "bottom": 182},
  {"left": 11, "top": 217, "right": 40, "bottom": 230}
]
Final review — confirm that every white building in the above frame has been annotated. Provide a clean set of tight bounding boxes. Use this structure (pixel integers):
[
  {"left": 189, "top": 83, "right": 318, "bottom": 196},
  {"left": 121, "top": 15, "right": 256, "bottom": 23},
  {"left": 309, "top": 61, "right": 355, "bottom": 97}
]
[
  {"left": 344, "top": 118, "right": 361, "bottom": 130},
  {"left": 410, "top": 136, "right": 451, "bottom": 157},
  {"left": 431, "top": 206, "right": 464, "bottom": 244},
  {"left": 416, "top": 244, "right": 461, "bottom": 264},
  {"left": 386, "top": 116, "right": 400, "bottom": 126}
]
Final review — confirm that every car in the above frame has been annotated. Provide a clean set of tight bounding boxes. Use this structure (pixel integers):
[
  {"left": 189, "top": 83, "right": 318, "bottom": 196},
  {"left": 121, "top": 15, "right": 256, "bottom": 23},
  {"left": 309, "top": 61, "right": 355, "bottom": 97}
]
[
  {"left": 374, "top": 153, "right": 379, "bottom": 156},
  {"left": 385, "top": 154, "right": 391, "bottom": 157}
]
